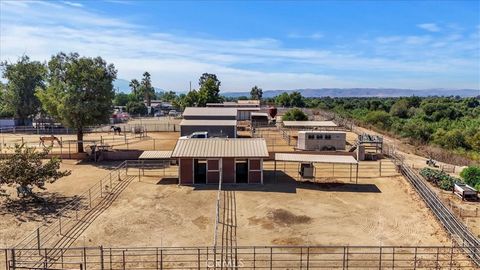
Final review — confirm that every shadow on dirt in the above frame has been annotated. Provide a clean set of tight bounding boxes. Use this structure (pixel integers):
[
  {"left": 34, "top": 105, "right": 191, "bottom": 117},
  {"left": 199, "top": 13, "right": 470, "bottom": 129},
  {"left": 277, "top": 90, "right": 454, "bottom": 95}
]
[{"left": 0, "top": 192, "right": 86, "bottom": 222}]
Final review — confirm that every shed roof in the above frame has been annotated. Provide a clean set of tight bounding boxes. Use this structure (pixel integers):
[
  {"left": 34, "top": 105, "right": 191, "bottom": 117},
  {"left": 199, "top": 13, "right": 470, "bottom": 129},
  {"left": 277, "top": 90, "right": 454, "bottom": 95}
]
[
  {"left": 251, "top": 112, "right": 269, "bottom": 117},
  {"left": 183, "top": 107, "right": 237, "bottom": 117},
  {"left": 172, "top": 138, "right": 269, "bottom": 158},
  {"left": 282, "top": 121, "right": 337, "bottom": 127},
  {"left": 139, "top": 151, "right": 173, "bottom": 159},
  {"left": 298, "top": 130, "right": 346, "bottom": 134},
  {"left": 275, "top": 153, "right": 358, "bottom": 164},
  {"left": 180, "top": 119, "right": 237, "bottom": 126}
]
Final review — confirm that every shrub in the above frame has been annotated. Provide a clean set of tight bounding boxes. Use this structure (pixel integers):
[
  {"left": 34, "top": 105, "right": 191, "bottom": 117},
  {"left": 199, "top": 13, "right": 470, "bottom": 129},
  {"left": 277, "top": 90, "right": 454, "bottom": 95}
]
[
  {"left": 460, "top": 166, "right": 480, "bottom": 188},
  {"left": 419, "top": 167, "right": 461, "bottom": 191},
  {"left": 282, "top": 108, "right": 308, "bottom": 121}
]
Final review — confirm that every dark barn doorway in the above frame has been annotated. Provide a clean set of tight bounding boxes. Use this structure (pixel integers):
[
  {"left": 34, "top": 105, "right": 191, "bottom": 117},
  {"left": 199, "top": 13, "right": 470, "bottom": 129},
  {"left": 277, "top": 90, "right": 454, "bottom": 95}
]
[
  {"left": 236, "top": 159, "right": 248, "bottom": 183},
  {"left": 194, "top": 159, "right": 207, "bottom": 184}
]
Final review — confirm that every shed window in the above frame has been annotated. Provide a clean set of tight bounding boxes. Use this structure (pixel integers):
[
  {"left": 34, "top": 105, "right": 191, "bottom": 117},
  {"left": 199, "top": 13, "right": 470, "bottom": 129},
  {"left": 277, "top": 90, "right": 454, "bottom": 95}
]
[
  {"left": 325, "top": 134, "right": 332, "bottom": 140},
  {"left": 307, "top": 134, "right": 315, "bottom": 139},
  {"left": 316, "top": 134, "right": 323, "bottom": 139}
]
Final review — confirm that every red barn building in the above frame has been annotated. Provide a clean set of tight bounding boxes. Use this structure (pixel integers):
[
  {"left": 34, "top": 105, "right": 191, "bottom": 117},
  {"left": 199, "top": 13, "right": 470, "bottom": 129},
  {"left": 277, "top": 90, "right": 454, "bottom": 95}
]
[{"left": 172, "top": 138, "right": 269, "bottom": 185}]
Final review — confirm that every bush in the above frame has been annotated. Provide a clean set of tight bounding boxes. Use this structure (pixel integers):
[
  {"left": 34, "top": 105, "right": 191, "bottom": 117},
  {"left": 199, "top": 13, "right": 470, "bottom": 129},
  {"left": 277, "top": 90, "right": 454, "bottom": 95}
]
[
  {"left": 460, "top": 166, "right": 480, "bottom": 187},
  {"left": 282, "top": 108, "right": 308, "bottom": 121},
  {"left": 126, "top": 101, "right": 147, "bottom": 116},
  {"left": 419, "top": 167, "right": 461, "bottom": 191}
]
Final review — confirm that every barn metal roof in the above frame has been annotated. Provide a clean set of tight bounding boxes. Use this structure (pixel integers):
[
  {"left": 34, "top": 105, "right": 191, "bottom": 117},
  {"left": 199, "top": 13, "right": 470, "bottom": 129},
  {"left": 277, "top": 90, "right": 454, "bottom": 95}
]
[
  {"left": 183, "top": 107, "right": 238, "bottom": 117},
  {"left": 275, "top": 153, "right": 358, "bottom": 164},
  {"left": 139, "top": 151, "right": 173, "bottom": 159},
  {"left": 180, "top": 119, "right": 237, "bottom": 126},
  {"left": 172, "top": 138, "right": 269, "bottom": 158},
  {"left": 282, "top": 121, "right": 338, "bottom": 127},
  {"left": 298, "top": 130, "right": 346, "bottom": 134}
]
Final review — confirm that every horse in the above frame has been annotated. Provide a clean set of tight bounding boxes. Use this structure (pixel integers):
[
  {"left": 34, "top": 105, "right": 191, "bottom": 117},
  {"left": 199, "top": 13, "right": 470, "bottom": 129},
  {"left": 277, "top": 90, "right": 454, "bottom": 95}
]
[
  {"left": 111, "top": 125, "right": 122, "bottom": 135},
  {"left": 39, "top": 135, "right": 62, "bottom": 147}
]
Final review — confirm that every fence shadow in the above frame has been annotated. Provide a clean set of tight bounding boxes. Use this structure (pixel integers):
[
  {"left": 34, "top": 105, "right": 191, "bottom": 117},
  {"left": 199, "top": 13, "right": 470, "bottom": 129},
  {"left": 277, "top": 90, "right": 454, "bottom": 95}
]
[
  {"left": 0, "top": 192, "right": 85, "bottom": 222},
  {"left": 74, "top": 160, "right": 125, "bottom": 170},
  {"left": 156, "top": 177, "right": 179, "bottom": 185},
  {"left": 190, "top": 171, "right": 381, "bottom": 194}
]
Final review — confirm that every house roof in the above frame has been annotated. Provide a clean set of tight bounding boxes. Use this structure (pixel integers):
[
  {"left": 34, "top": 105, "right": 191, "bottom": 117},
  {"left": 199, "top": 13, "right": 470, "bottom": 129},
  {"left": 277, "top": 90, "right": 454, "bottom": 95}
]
[
  {"left": 275, "top": 153, "right": 358, "bottom": 164},
  {"left": 180, "top": 119, "right": 237, "bottom": 126},
  {"left": 183, "top": 107, "right": 237, "bottom": 117},
  {"left": 172, "top": 138, "right": 269, "bottom": 158},
  {"left": 139, "top": 151, "right": 173, "bottom": 159},
  {"left": 282, "top": 121, "right": 338, "bottom": 127}
]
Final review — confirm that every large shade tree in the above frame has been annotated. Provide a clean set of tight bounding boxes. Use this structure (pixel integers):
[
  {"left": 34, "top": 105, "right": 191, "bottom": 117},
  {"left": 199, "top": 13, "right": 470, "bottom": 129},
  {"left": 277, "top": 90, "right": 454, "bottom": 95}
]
[
  {"left": 0, "top": 144, "right": 71, "bottom": 198},
  {"left": 1, "top": 56, "right": 46, "bottom": 124},
  {"left": 197, "top": 73, "right": 222, "bottom": 106},
  {"left": 37, "top": 52, "right": 117, "bottom": 153},
  {"left": 250, "top": 85, "right": 263, "bottom": 100}
]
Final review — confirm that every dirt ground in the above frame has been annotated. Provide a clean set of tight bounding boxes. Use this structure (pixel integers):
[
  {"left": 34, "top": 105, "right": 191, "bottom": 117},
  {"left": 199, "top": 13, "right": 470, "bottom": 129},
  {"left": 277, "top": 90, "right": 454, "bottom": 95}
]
[
  {"left": 72, "top": 170, "right": 450, "bottom": 247},
  {"left": 0, "top": 160, "right": 120, "bottom": 248}
]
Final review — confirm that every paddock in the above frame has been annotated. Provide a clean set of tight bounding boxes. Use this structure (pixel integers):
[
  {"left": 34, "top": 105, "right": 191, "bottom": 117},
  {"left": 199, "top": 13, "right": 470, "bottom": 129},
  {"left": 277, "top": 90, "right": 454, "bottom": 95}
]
[{"left": 273, "top": 153, "right": 360, "bottom": 183}]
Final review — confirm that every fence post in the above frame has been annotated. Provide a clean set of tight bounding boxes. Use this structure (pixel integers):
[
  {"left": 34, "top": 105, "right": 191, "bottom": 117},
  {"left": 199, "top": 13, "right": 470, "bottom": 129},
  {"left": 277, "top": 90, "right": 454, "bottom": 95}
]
[
  {"left": 413, "top": 247, "right": 417, "bottom": 269},
  {"left": 378, "top": 247, "right": 382, "bottom": 269},
  {"left": 68, "top": 141, "right": 71, "bottom": 159},
  {"left": 449, "top": 245, "right": 454, "bottom": 269},
  {"left": 83, "top": 247, "right": 87, "bottom": 270},
  {"left": 122, "top": 250, "right": 126, "bottom": 270},
  {"left": 435, "top": 247, "right": 439, "bottom": 269},
  {"left": 392, "top": 247, "right": 395, "bottom": 270},
  {"left": 10, "top": 249, "right": 15, "bottom": 270},
  {"left": 270, "top": 247, "right": 273, "bottom": 270},
  {"left": 379, "top": 160, "right": 382, "bottom": 177},
  {"left": 160, "top": 249, "right": 163, "bottom": 270},
  {"left": 100, "top": 246, "right": 104, "bottom": 270},
  {"left": 306, "top": 247, "right": 310, "bottom": 270},
  {"left": 37, "top": 228, "right": 41, "bottom": 252},
  {"left": 197, "top": 249, "right": 200, "bottom": 270},
  {"left": 59, "top": 216, "right": 62, "bottom": 235}
]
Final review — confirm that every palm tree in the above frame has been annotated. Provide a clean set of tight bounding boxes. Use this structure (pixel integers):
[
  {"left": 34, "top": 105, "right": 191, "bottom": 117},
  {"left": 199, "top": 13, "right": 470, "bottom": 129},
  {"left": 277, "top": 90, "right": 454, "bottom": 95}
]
[{"left": 129, "top": 79, "right": 140, "bottom": 96}]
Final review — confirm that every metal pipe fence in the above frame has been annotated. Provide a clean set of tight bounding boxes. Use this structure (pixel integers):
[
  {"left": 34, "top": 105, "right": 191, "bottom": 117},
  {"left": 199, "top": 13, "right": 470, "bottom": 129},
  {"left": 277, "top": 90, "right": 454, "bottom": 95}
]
[{"left": 3, "top": 245, "right": 477, "bottom": 270}]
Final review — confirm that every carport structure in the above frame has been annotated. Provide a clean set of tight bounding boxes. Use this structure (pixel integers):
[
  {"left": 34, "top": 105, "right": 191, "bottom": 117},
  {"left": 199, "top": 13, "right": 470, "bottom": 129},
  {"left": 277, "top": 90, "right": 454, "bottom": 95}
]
[{"left": 274, "top": 153, "right": 359, "bottom": 183}]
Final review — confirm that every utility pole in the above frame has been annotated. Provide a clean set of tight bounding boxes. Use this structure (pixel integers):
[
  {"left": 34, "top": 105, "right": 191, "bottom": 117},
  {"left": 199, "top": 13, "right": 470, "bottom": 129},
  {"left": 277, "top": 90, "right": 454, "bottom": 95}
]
[{"left": 189, "top": 81, "right": 192, "bottom": 92}]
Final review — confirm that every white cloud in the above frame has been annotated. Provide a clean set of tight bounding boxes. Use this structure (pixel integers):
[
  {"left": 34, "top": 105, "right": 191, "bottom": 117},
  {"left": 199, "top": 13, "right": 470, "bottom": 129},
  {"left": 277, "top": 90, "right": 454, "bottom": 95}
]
[
  {"left": 288, "top": 32, "right": 324, "bottom": 40},
  {"left": 418, "top": 23, "right": 441, "bottom": 32},
  {"left": 63, "top": 1, "right": 83, "bottom": 8},
  {"left": 0, "top": 1, "right": 478, "bottom": 90}
]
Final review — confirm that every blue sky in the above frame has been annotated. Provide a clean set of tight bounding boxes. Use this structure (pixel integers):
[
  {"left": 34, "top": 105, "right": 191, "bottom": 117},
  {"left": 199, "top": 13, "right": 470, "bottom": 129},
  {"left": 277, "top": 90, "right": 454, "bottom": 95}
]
[{"left": 1, "top": 0, "right": 479, "bottom": 91}]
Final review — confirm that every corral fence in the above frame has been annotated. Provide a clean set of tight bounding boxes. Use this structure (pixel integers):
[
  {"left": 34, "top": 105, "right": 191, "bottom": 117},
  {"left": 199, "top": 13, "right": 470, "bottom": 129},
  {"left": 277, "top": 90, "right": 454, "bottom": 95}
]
[
  {"left": 1, "top": 245, "right": 477, "bottom": 270},
  {"left": 0, "top": 122, "right": 180, "bottom": 135},
  {"left": 11, "top": 160, "right": 176, "bottom": 261}
]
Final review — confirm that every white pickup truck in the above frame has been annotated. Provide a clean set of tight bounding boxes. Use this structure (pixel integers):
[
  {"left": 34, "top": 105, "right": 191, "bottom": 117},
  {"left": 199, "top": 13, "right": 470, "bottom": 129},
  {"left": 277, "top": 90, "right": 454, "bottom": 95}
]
[{"left": 180, "top": 131, "right": 209, "bottom": 139}]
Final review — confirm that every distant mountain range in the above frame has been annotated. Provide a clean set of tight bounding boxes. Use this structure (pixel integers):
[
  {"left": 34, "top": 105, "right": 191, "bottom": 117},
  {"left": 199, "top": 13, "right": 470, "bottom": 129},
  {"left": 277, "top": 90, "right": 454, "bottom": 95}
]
[
  {"left": 114, "top": 79, "right": 479, "bottom": 97},
  {"left": 224, "top": 88, "right": 480, "bottom": 98}
]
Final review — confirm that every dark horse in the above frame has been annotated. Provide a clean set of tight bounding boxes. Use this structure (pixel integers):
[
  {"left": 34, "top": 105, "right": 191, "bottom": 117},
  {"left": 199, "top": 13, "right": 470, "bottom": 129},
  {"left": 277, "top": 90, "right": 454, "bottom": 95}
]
[{"left": 111, "top": 125, "right": 122, "bottom": 135}]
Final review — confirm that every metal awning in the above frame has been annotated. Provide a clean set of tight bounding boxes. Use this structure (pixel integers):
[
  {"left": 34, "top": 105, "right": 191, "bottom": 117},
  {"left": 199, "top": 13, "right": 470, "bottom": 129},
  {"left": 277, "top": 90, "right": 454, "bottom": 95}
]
[
  {"left": 139, "top": 151, "right": 173, "bottom": 159},
  {"left": 275, "top": 153, "right": 358, "bottom": 164},
  {"left": 172, "top": 138, "right": 269, "bottom": 158},
  {"left": 282, "top": 121, "right": 338, "bottom": 127}
]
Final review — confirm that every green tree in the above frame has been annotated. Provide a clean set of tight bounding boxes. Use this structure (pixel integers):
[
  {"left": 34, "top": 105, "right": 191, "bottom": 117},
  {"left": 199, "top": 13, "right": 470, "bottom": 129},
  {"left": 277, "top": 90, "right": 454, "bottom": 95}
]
[
  {"left": 37, "top": 52, "right": 117, "bottom": 153},
  {"left": 199, "top": 73, "right": 220, "bottom": 88},
  {"left": 126, "top": 101, "right": 148, "bottom": 115},
  {"left": 365, "top": 111, "right": 392, "bottom": 130},
  {"left": 275, "top": 92, "right": 291, "bottom": 107},
  {"left": 139, "top": 72, "right": 155, "bottom": 107},
  {"left": 390, "top": 99, "right": 409, "bottom": 118},
  {"left": 197, "top": 74, "right": 221, "bottom": 106},
  {"left": 289, "top": 91, "right": 305, "bottom": 107},
  {"left": 460, "top": 166, "right": 480, "bottom": 189},
  {"left": 129, "top": 79, "right": 140, "bottom": 97},
  {"left": 0, "top": 144, "right": 71, "bottom": 198},
  {"left": 282, "top": 108, "right": 308, "bottom": 121},
  {"left": 113, "top": 93, "right": 132, "bottom": 106},
  {"left": 157, "top": 91, "right": 177, "bottom": 102},
  {"left": 250, "top": 85, "right": 263, "bottom": 100},
  {"left": 1, "top": 55, "right": 46, "bottom": 124}
]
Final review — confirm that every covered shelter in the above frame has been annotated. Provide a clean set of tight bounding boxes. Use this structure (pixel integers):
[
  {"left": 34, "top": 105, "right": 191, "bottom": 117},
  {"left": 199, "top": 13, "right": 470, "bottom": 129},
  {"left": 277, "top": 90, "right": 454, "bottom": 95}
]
[
  {"left": 251, "top": 112, "right": 270, "bottom": 127},
  {"left": 282, "top": 121, "right": 338, "bottom": 130},
  {"left": 274, "top": 153, "right": 359, "bottom": 183},
  {"left": 182, "top": 107, "right": 237, "bottom": 120},
  {"left": 179, "top": 119, "right": 237, "bottom": 138},
  {"left": 172, "top": 138, "right": 269, "bottom": 185}
]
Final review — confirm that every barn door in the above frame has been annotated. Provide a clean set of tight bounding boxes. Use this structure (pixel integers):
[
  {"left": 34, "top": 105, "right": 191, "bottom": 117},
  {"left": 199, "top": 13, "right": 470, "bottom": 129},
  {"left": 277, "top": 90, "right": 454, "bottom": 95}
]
[{"left": 207, "top": 159, "right": 221, "bottom": 184}]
